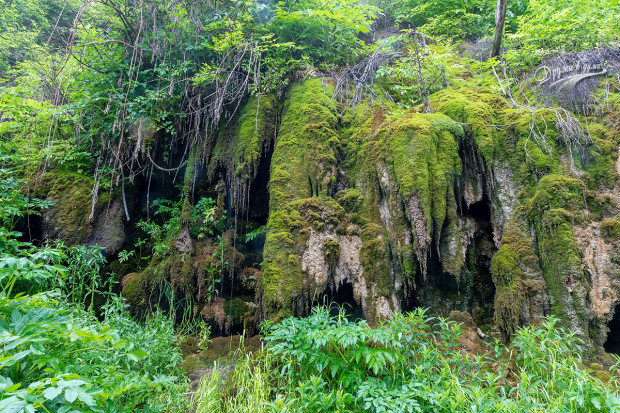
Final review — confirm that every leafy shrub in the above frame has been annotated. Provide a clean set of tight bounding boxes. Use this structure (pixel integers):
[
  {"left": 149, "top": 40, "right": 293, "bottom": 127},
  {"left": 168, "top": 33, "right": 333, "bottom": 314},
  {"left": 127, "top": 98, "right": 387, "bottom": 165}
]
[
  {"left": 269, "top": 0, "right": 377, "bottom": 68},
  {"left": 0, "top": 233, "right": 187, "bottom": 412},
  {"left": 376, "top": 36, "right": 449, "bottom": 106},
  {"left": 0, "top": 173, "right": 188, "bottom": 412},
  {"left": 0, "top": 169, "right": 52, "bottom": 230},
  {"left": 394, "top": 0, "right": 528, "bottom": 42},
  {"left": 505, "top": 0, "right": 620, "bottom": 68}
]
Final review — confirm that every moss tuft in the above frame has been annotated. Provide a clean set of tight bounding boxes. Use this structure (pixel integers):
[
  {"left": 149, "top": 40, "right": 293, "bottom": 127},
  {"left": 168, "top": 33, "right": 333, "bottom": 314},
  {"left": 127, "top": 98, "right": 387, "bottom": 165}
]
[
  {"left": 323, "top": 239, "right": 340, "bottom": 272},
  {"left": 433, "top": 87, "right": 508, "bottom": 163},
  {"left": 122, "top": 273, "right": 152, "bottom": 316},
  {"left": 335, "top": 188, "right": 363, "bottom": 213},
  {"left": 601, "top": 219, "right": 620, "bottom": 242},
  {"left": 491, "top": 226, "right": 541, "bottom": 342},
  {"left": 223, "top": 298, "right": 251, "bottom": 326},
  {"left": 209, "top": 94, "right": 279, "bottom": 182},
  {"left": 40, "top": 170, "right": 99, "bottom": 244}
]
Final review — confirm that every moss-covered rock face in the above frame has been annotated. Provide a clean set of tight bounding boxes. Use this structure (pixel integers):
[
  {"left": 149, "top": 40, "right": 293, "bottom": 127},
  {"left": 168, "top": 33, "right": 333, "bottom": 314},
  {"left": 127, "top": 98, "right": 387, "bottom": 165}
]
[
  {"left": 39, "top": 170, "right": 127, "bottom": 254},
  {"left": 262, "top": 80, "right": 618, "bottom": 354},
  {"left": 209, "top": 93, "right": 280, "bottom": 182},
  {"left": 263, "top": 80, "right": 494, "bottom": 323},
  {"left": 361, "top": 112, "right": 464, "bottom": 274},
  {"left": 269, "top": 79, "right": 340, "bottom": 209},
  {"left": 38, "top": 74, "right": 620, "bottom": 355},
  {"left": 491, "top": 226, "right": 548, "bottom": 342}
]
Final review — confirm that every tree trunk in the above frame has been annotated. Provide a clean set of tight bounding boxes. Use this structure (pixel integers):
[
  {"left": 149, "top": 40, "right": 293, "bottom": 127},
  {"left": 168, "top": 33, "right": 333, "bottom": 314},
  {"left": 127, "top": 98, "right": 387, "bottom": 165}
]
[{"left": 491, "top": 0, "right": 508, "bottom": 58}]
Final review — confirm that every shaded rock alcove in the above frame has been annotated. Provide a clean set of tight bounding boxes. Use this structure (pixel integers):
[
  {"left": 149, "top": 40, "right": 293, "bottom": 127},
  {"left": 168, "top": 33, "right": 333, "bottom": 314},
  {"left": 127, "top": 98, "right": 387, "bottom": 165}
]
[{"left": 604, "top": 305, "right": 620, "bottom": 354}]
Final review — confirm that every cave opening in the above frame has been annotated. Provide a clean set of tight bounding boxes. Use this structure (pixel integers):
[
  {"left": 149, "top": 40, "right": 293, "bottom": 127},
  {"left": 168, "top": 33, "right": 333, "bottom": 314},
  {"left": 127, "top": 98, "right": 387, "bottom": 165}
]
[
  {"left": 246, "top": 141, "right": 273, "bottom": 227},
  {"left": 464, "top": 197, "right": 496, "bottom": 324},
  {"left": 604, "top": 305, "right": 620, "bottom": 354},
  {"left": 323, "top": 282, "right": 365, "bottom": 321},
  {"left": 409, "top": 193, "right": 497, "bottom": 320},
  {"left": 15, "top": 214, "right": 44, "bottom": 245},
  {"left": 241, "top": 141, "right": 274, "bottom": 269}
]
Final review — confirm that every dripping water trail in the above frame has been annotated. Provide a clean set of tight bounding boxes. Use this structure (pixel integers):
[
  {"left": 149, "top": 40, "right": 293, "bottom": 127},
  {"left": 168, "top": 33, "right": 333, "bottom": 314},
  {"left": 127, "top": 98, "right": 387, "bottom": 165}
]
[
  {"left": 221, "top": 174, "right": 232, "bottom": 298},
  {"left": 228, "top": 180, "right": 242, "bottom": 346}
]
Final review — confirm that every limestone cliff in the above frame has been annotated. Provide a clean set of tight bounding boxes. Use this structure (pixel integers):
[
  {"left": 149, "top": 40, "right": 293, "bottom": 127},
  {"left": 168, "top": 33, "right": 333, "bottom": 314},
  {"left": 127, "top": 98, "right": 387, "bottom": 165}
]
[{"left": 38, "top": 78, "right": 620, "bottom": 358}]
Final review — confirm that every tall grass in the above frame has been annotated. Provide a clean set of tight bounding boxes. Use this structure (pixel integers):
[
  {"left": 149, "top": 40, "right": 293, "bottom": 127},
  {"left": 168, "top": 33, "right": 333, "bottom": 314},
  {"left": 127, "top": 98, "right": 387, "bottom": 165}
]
[{"left": 193, "top": 345, "right": 287, "bottom": 413}]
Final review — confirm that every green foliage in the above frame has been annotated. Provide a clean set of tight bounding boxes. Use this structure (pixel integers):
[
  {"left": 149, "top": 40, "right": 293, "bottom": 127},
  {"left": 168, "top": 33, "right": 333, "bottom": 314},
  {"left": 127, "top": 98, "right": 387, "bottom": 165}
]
[
  {"left": 0, "top": 169, "right": 53, "bottom": 230},
  {"left": 246, "top": 225, "right": 266, "bottom": 243},
  {"left": 192, "top": 197, "right": 220, "bottom": 240},
  {"left": 507, "top": 0, "right": 620, "bottom": 66},
  {"left": 0, "top": 231, "right": 186, "bottom": 412},
  {"left": 0, "top": 0, "right": 80, "bottom": 72},
  {"left": 46, "top": 243, "right": 107, "bottom": 308},
  {"left": 376, "top": 37, "right": 449, "bottom": 106},
  {"left": 263, "top": 307, "right": 463, "bottom": 411},
  {"left": 271, "top": 0, "right": 376, "bottom": 68},
  {"left": 394, "top": 0, "right": 528, "bottom": 41},
  {"left": 194, "top": 307, "right": 620, "bottom": 412},
  {"left": 136, "top": 197, "right": 184, "bottom": 259},
  {"left": 0, "top": 174, "right": 187, "bottom": 412}
]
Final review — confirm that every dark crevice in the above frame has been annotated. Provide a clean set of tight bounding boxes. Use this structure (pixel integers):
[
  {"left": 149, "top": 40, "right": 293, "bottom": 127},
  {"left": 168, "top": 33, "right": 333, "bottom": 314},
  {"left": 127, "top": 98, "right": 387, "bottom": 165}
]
[
  {"left": 322, "top": 282, "right": 364, "bottom": 321},
  {"left": 605, "top": 305, "right": 620, "bottom": 354},
  {"left": 247, "top": 142, "right": 274, "bottom": 226},
  {"left": 464, "top": 197, "right": 496, "bottom": 324}
]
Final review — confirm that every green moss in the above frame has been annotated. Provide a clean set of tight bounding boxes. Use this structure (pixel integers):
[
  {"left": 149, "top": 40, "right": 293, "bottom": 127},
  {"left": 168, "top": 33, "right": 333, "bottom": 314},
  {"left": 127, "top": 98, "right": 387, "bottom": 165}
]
[
  {"left": 181, "top": 149, "right": 196, "bottom": 225},
  {"left": 123, "top": 273, "right": 152, "bottom": 315},
  {"left": 164, "top": 253, "right": 195, "bottom": 294},
  {"left": 335, "top": 188, "right": 363, "bottom": 213},
  {"left": 433, "top": 87, "right": 508, "bottom": 163},
  {"left": 588, "top": 363, "right": 613, "bottom": 383},
  {"left": 263, "top": 195, "right": 347, "bottom": 319},
  {"left": 526, "top": 174, "right": 586, "bottom": 220},
  {"left": 40, "top": 170, "right": 113, "bottom": 245},
  {"left": 223, "top": 298, "right": 251, "bottom": 326},
  {"left": 534, "top": 210, "right": 588, "bottom": 338},
  {"left": 360, "top": 112, "right": 463, "bottom": 247},
  {"left": 601, "top": 219, "right": 620, "bottom": 242},
  {"left": 260, "top": 83, "right": 612, "bottom": 330},
  {"left": 269, "top": 79, "right": 339, "bottom": 210},
  {"left": 494, "top": 287, "right": 522, "bottom": 342},
  {"left": 262, "top": 231, "right": 304, "bottom": 320},
  {"left": 492, "top": 246, "right": 522, "bottom": 287},
  {"left": 209, "top": 93, "right": 279, "bottom": 182},
  {"left": 262, "top": 80, "right": 349, "bottom": 319},
  {"left": 583, "top": 122, "right": 619, "bottom": 190},
  {"left": 491, "top": 226, "right": 540, "bottom": 342},
  {"left": 357, "top": 223, "right": 394, "bottom": 302},
  {"left": 587, "top": 193, "right": 616, "bottom": 222},
  {"left": 360, "top": 240, "right": 392, "bottom": 296},
  {"left": 323, "top": 239, "right": 340, "bottom": 272}
]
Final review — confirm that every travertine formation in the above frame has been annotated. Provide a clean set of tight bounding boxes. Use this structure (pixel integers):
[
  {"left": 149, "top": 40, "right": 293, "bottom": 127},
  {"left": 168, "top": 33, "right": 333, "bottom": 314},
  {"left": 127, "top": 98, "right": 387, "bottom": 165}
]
[{"left": 41, "top": 78, "right": 620, "bottom": 359}]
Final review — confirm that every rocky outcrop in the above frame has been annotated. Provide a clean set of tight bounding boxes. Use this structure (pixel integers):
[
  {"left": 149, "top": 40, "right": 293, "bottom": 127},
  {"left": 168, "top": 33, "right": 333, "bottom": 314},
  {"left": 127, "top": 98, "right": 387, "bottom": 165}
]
[
  {"left": 259, "top": 80, "right": 620, "bottom": 356},
  {"left": 40, "top": 78, "right": 620, "bottom": 357},
  {"left": 40, "top": 171, "right": 127, "bottom": 254}
]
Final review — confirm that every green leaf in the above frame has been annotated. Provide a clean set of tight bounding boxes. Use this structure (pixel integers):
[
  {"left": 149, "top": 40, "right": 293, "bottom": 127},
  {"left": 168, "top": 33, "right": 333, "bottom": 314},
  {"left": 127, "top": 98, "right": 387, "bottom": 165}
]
[
  {"left": 77, "top": 390, "right": 95, "bottom": 406},
  {"left": 128, "top": 349, "right": 149, "bottom": 361},
  {"left": 65, "top": 387, "right": 78, "bottom": 403},
  {"left": 0, "top": 397, "right": 27, "bottom": 413},
  {"left": 43, "top": 386, "right": 63, "bottom": 400}
]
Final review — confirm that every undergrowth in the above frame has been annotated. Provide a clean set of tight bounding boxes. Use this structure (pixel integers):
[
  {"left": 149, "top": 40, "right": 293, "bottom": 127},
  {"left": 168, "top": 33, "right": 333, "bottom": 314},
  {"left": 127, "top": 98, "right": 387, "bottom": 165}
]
[
  {"left": 194, "top": 306, "right": 620, "bottom": 413},
  {"left": 0, "top": 169, "right": 189, "bottom": 412}
]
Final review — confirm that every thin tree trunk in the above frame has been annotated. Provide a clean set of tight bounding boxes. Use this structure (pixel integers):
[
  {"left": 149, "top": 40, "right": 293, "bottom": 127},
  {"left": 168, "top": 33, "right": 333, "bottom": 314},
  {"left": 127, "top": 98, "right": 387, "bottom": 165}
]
[{"left": 491, "top": 0, "right": 508, "bottom": 58}]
